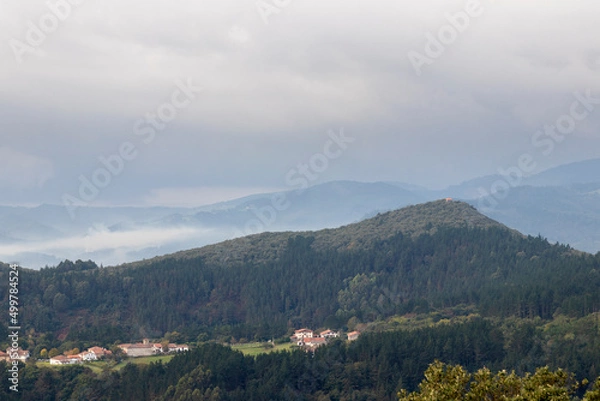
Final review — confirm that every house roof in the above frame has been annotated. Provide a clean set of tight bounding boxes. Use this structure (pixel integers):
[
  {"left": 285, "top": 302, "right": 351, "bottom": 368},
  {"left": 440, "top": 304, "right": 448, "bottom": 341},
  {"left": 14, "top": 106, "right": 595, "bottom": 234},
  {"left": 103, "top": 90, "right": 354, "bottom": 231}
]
[
  {"left": 305, "top": 337, "right": 326, "bottom": 343},
  {"left": 347, "top": 331, "right": 360, "bottom": 337},
  {"left": 88, "top": 346, "right": 108, "bottom": 354},
  {"left": 127, "top": 344, "right": 153, "bottom": 349},
  {"left": 295, "top": 328, "right": 313, "bottom": 333}
]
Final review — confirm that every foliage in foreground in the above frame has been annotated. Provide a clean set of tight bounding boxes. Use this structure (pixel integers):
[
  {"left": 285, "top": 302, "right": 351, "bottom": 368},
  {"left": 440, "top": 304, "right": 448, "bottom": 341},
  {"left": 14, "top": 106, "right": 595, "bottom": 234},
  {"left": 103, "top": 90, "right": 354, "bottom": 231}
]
[{"left": 399, "top": 361, "right": 600, "bottom": 401}]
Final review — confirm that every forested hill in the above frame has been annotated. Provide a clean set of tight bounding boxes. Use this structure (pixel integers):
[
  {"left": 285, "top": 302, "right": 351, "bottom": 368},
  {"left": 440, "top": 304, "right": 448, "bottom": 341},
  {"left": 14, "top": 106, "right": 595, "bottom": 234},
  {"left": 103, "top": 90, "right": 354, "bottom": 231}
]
[
  {"left": 123, "top": 199, "right": 509, "bottom": 268},
  {"left": 1, "top": 199, "right": 599, "bottom": 347}
]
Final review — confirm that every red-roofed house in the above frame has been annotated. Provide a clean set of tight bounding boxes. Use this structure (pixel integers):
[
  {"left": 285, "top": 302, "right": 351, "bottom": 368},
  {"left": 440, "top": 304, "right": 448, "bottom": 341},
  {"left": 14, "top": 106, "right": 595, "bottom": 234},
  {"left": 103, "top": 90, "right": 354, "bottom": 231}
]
[
  {"left": 118, "top": 343, "right": 155, "bottom": 357},
  {"left": 6, "top": 348, "right": 29, "bottom": 361},
  {"left": 168, "top": 344, "right": 190, "bottom": 353},
  {"left": 293, "top": 329, "right": 314, "bottom": 340},
  {"left": 301, "top": 337, "right": 326, "bottom": 349},
  {"left": 320, "top": 330, "right": 339, "bottom": 339},
  {"left": 50, "top": 354, "right": 82, "bottom": 365},
  {"left": 347, "top": 331, "right": 360, "bottom": 341},
  {"left": 87, "top": 346, "right": 112, "bottom": 360}
]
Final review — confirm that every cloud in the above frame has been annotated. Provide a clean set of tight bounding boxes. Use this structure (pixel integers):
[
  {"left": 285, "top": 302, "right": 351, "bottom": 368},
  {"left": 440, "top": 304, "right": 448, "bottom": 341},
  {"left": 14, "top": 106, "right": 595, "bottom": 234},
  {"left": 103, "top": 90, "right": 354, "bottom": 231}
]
[
  {"left": 0, "top": 0, "right": 599, "bottom": 205},
  {"left": 0, "top": 147, "right": 54, "bottom": 189},
  {"left": 143, "top": 186, "right": 283, "bottom": 207},
  {"left": 0, "top": 225, "right": 207, "bottom": 263}
]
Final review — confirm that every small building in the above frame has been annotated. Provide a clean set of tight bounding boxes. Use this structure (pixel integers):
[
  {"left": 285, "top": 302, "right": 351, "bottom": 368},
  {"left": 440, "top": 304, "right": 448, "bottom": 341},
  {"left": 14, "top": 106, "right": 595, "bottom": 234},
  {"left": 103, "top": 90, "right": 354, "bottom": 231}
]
[
  {"left": 293, "top": 329, "right": 314, "bottom": 340},
  {"left": 50, "top": 354, "right": 82, "bottom": 365},
  {"left": 50, "top": 355, "right": 69, "bottom": 365},
  {"left": 320, "top": 330, "right": 339, "bottom": 339},
  {"left": 347, "top": 331, "right": 360, "bottom": 342},
  {"left": 301, "top": 337, "right": 326, "bottom": 349},
  {"left": 6, "top": 348, "right": 30, "bottom": 361},
  {"left": 87, "top": 346, "right": 112, "bottom": 360},
  {"left": 118, "top": 343, "right": 155, "bottom": 357},
  {"left": 168, "top": 344, "right": 189, "bottom": 353},
  {"left": 79, "top": 351, "right": 96, "bottom": 362}
]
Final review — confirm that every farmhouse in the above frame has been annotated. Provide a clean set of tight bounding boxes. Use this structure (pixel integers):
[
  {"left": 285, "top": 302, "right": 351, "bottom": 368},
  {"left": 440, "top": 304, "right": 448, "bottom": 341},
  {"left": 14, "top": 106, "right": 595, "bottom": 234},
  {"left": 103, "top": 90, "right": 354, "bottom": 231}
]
[
  {"left": 292, "top": 329, "right": 314, "bottom": 340},
  {"left": 347, "top": 331, "right": 360, "bottom": 341},
  {"left": 118, "top": 343, "right": 156, "bottom": 357},
  {"left": 86, "top": 346, "right": 112, "bottom": 360},
  {"left": 168, "top": 343, "right": 190, "bottom": 353},
  {"left": 299, "top": 337, "right": 326, "bottom": 350},
  {"left": 320, "top": 329, "right": 339, "bottom": 339},
  {"left": 6, "top": 347, "right": 30, "bottom": 360},
  {"left": 50, "top": 355, "right": 83, "bottom": 365},
  {"left": 119, "top": 340, "right": 190, "bottom": 357}
]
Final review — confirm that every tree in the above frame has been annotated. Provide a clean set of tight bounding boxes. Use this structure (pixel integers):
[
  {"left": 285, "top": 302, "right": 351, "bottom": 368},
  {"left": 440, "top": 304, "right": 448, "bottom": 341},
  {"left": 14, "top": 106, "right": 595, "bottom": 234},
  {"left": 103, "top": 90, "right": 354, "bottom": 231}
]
[
  {"left": 398, "top": 361, "right": 579, "bottom": 401},
  {"left": 48, "top": 348, "right": 60, "bottom": 358}
]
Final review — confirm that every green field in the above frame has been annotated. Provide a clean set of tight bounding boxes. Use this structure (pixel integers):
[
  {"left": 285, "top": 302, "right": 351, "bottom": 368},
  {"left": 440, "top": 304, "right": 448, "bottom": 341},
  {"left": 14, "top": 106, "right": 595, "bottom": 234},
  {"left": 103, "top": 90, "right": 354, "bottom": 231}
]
[
  {"left": 38, "top": 354, "right": 176, "bottom": 373},
  {"left": 230, "top": 342, "right": 295, "bottom": 356},
  {"left": 112, "top": 354, "right": 175, "bottom": 370}
]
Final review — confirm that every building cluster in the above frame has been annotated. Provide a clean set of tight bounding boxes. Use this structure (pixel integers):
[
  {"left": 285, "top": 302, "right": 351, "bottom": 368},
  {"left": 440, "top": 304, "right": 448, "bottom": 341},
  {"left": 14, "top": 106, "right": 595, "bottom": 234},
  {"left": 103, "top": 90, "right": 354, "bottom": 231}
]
[
  {"left": 291, "top": 328, "right": 360, "bottom": 351},
  {"left": 117, "top": 339, "right": 190, "bottom": 357},
  {"left": 50, "top": 346, "right": 112, "bottom": 365},
  {"left": 0, "top": 348, "right": 30, "bottom": 362}
]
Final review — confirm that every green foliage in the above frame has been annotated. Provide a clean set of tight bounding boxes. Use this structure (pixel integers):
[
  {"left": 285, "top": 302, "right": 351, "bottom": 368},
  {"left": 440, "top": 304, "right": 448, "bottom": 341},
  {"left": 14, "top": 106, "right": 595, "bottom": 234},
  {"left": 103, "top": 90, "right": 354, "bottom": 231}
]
[
  {"left": 1, "top": 201, "right": 600, "bottom": 399},
  {"left": 398, "top": 361, "right": 579, "bottom": 401},
  {"left": 2, "top": 224, "right": 599, "bottom": 348}
]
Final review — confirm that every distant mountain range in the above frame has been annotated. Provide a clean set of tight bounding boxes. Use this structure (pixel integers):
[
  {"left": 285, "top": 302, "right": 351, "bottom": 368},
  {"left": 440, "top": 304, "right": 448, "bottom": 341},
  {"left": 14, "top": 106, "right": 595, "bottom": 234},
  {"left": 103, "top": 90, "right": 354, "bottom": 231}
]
[{"left": 1, "top": 157, "right": 599, "bottom": 268}]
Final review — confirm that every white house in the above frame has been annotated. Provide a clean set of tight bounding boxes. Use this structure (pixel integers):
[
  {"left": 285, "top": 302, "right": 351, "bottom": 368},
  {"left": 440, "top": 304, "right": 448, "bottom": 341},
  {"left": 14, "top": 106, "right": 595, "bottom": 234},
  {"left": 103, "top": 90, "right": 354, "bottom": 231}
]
[
  {"left": 79, "top": 351, "right": 96, "bottom": 361},
  {"left": 320, "top": 330, "right": 339, "bottom": 339},
  {"left": 168, "top": 344, "right": 190, "bottom": 353},
  {"left": 6, "top": 348, "right": 29, "bottom": 361},
  {"left": 87, "top": 346, "right": 112, "bottom": 359},
  {"left": 300, "top": 337, "right": 326, "bottom": 349},
  {"left": 293, "top": 329, "right": 314, "bottom": 339},
  {"left": 50, "top": 355, "right": 82, "bottom": 365}
]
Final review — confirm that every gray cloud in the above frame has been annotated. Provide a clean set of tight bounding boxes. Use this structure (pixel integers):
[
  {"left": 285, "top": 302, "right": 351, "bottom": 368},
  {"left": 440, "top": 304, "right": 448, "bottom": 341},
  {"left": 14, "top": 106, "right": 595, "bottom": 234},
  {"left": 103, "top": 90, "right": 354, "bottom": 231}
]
[{"left": 0, "top": 0, "right": 599, "bottom": 206}]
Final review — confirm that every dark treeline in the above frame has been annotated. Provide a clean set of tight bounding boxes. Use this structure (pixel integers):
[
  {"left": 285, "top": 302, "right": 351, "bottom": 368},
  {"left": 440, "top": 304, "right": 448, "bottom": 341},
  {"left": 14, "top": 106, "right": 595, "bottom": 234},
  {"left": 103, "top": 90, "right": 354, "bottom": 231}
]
[
  {"left": 1, "top": 225, "right": 600, "bottom": 351},
  {"left": 1, "top": 317, "right": 600, "bottom": 400}
]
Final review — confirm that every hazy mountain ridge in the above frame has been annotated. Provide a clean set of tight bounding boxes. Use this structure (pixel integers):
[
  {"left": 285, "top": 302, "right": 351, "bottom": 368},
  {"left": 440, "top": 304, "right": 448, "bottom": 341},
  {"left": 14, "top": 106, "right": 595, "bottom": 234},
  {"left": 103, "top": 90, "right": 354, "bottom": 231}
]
[
  {"left": 2, "top": 158, "right": 600, "bottom": 268},
  {"left": 122, "top": 199, "right": 507, "bottom": 269}
]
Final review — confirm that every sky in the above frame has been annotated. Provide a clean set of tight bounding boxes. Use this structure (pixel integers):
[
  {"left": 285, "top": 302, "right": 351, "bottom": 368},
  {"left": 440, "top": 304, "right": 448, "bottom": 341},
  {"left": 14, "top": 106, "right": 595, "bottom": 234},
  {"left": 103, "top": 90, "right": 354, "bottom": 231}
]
[{"left": 1, "top": 0, "right": 600, "bottom": 208}]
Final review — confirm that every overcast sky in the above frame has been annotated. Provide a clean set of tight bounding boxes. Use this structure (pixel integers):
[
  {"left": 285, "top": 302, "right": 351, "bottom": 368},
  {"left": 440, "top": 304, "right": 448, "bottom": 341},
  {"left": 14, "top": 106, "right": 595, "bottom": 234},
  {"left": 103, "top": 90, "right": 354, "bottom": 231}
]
[{"left": 1, "top": 0, "right": 599, "bottom": 208}]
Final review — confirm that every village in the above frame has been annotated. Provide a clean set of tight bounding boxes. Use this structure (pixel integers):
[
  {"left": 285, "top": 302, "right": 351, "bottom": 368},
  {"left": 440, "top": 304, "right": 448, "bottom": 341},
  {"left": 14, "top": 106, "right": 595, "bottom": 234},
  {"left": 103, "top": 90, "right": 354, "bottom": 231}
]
[
  {"left": 0, "top": 329, "right": 360, "bottom": 365},
  {"left": 291, "top": 328, "right": 360, "bottom": 351},
  {"left": 0, "top": 339, "right": 191, "bottom": 366}
]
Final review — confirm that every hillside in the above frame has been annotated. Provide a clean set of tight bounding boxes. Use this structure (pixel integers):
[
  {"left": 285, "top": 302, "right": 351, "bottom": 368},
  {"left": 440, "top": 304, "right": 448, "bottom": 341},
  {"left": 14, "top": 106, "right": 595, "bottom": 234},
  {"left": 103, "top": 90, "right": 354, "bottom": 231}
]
[
  {"left": 4, "top": 160, "right": 600, "bottom": 269},
  {"left": 480, "top": 184, "right": 600, "bottom": 252},
  {"left": 128, "top": 199, "right": 508, "bottom": 268},
  {"left": 2, "top": 200, "right": 600, "bottom": 399},
  {"left": 2, "top": 199, "right": 598, "bottom": 349}
]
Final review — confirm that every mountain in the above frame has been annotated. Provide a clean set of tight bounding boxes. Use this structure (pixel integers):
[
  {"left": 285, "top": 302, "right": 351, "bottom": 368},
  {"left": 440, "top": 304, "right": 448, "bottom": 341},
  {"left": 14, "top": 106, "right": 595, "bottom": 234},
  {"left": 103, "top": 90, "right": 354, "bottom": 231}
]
[
  {"left": 2, "top": 158, "right": 600, "bottom": 269},
  {"left": 478, "top": 184, "right": 600, "bottom": 252},
  {"left": 0, "top": 181, "right": 428, "bottom": 269},
  {"left": 524, "top": 157, "right": 600, "bottom": 187},
  {"left": 146, "top": 199, "right": 506, "bottom": 268},
  {"left": 2, "top": 201, "right": 600, "bottom": 400},
  {"left": 3, "top": 200, "right": 599, "bottom": 347},
  {"left": 439, "top": 157, "right": 600, "bottom": 198}
]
